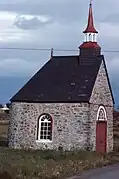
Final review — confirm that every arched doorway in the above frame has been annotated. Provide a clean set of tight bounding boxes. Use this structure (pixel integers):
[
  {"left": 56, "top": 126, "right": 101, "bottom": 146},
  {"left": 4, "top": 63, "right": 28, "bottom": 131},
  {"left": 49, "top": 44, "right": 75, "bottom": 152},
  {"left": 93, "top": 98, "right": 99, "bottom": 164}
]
[{"left": 96, "top": 106, "right": 107, "bottom": 153}]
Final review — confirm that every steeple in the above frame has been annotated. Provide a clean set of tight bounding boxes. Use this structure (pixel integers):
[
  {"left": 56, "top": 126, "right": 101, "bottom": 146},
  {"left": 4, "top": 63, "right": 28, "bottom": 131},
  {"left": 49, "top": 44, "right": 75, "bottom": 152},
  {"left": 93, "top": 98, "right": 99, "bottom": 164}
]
[
  {"left": 83, "top": 0, "right": 98, "bottom": 34},
  {"left": 79, "top": 0, "right": 101, "bottom": 56}
]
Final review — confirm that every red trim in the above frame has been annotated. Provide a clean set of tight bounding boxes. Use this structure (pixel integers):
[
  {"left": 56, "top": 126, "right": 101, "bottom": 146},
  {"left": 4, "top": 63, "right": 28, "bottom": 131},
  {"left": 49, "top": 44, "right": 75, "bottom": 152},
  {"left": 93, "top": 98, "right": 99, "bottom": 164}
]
[
  {"left": 79, "top": 42, "right": 100, "bottom": 49},
  {"left": 83, "top": 3, "right": 98, "bottom": 34}
]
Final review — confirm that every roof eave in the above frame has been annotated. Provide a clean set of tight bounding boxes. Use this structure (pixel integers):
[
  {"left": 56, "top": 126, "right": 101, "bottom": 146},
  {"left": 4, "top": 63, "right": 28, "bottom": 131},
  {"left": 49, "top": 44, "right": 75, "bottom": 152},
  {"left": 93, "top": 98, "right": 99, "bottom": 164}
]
[{"left": 10, "top": 100, "right": 90, "bottom": 104}]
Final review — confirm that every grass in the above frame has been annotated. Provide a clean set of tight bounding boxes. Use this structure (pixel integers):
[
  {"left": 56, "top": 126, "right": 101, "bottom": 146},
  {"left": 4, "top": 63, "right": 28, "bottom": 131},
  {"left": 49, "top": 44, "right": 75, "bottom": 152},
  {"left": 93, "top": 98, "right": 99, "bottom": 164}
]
[
  {"left": 0, "top": 148, "right": 118, "bottom": 179},
  {"left": 0, "top": 123, "right": 9, "bottom": 138},
  {"left": 114, "top": 118, "right": 119, "bottom": 152},
  {"left": 0, "top": 113, "right": 118, "bottom": 178},
  {"left": 0, "top": 122, "right": 9, "bottom": 147}
]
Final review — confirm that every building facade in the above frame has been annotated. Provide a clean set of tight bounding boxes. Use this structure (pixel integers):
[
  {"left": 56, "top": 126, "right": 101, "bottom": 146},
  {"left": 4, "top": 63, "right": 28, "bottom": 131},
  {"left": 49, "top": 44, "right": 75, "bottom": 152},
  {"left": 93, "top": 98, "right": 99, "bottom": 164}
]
[{"left": 8, "top": 2, "right": 114, "bottom": 153}]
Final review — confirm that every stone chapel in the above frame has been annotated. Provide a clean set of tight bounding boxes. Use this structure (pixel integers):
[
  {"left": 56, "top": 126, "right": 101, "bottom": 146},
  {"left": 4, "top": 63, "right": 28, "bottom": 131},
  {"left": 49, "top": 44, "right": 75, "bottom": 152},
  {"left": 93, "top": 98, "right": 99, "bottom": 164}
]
[{"left": 8, "top": 2, "right": 114, "bottom": 153}]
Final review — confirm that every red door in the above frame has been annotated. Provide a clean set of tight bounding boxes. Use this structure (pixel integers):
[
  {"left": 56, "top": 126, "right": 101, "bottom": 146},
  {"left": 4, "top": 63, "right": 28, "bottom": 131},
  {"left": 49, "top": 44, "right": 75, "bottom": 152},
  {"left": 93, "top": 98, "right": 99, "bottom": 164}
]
[{"left": 96, "top": 121, "right": 107, "bottom": 153}]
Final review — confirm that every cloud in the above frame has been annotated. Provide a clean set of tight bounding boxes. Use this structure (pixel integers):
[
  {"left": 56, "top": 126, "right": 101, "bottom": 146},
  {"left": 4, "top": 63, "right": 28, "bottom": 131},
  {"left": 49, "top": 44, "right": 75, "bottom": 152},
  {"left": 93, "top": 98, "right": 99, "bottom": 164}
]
[
  {"left": 0, "top": 11, "right": 33, "bottom": 43},
  {"left": 14, "top": 15, "right": 53, "bottom": 29},
  {"left": 0, "top": 11, "right": 53, "bottom": 43},
  {"left": 0, "top": 0, "right": 87, "bottom": 24}
]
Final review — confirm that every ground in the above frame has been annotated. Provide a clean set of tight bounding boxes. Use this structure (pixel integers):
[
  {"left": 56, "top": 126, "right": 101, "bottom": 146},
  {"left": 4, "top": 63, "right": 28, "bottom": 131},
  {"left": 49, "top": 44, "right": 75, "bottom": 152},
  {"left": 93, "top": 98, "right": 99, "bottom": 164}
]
[
  {"left": 114, "top": 115, "right": 119, "bottom": 151},
  {"left": 0, "top": 148, "right": 119, "bottom": 179},
  {"left": 0, "top": 117, "right": 9, "bottom": 146},
  {"left": 67, "top": 164, "right": 119, "bottom": 179},
  {"left": 0, "top": 111, "right": 118, "bottom": 179}
]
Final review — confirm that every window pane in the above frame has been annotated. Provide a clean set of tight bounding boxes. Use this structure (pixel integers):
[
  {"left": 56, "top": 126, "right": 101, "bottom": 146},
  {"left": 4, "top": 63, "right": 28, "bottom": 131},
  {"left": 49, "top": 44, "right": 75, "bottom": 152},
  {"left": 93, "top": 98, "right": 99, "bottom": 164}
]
[
  {"left": 41, "top": 126, "right": 44, "bottom": 130},
  {"left": 44, "top": 135, "right": 47, "bottom": 139},
  {"left": 98, "top": 109, "right": 105, "bottom": 119},
  {"left": 41, "top": 122, "right": 44, "bottom": 125},
  {"left": 48, "top": 131, "right": 51, "bottom": 135},
  {"left": 40, "top": 135, "right": 43, "bottom": 139},
  {"left": 44, "top": 123, "right": 47, "bottom": 126},
  {"left": 40, "top": 130, "right": 43, "bottom": 134},
  {"left": 44, "top": 130, "right": 46, "bottom": 134},
  {"left": 48, "top": 126, "right": 51, "bottom": 130},
  {"left": 48, "top": 123, "right": 51, "bottom": 126},
  {"left": 41, "top": 123, "right": 44, "bottom": 128},
  {"left": 44, "top": 126, "right": 47, "bottom": 130}
]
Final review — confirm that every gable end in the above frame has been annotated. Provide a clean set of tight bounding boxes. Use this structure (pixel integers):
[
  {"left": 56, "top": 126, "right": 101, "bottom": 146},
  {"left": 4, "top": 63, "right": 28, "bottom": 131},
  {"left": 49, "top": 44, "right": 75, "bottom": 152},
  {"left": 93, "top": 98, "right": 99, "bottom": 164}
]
[{"left": 90, "top": 55, "right": 114, "bottom": 106}]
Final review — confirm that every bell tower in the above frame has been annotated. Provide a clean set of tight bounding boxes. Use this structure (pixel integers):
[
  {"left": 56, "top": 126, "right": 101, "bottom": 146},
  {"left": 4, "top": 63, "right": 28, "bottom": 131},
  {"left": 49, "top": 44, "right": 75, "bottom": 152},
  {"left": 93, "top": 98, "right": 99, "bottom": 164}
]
[{"left": 79, "top": 0, "right": 101, "bottom": 56}]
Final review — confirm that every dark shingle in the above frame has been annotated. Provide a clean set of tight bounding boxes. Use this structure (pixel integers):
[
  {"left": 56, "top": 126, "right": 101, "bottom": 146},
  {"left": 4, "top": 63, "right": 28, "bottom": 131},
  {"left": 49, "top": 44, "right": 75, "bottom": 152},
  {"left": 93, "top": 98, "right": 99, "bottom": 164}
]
[{"left": 10, "top": 55, "right": 103, "bottom": 103}]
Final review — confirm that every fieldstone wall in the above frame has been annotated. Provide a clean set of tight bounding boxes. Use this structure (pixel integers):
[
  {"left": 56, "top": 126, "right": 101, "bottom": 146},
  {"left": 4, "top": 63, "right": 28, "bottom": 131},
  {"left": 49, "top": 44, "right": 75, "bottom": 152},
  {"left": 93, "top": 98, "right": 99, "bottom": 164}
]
[
  {"left": 8, "top": 103, "right": 90, "bottom": 151},
  {"left": 90, "top": 61, "right": 113, "bottom": 106},
  {"left": 89, "top": 61, "right": 114, "bottom": 152}
]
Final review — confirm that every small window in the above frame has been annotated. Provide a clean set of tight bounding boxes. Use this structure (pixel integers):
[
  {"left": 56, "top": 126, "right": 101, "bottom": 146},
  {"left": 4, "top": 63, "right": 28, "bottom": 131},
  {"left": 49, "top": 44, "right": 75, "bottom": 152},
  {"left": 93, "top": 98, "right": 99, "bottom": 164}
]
[
  {"left": 37, "top": 113, "right": 52, "bottom": 142},
  {"left": 97, "top": 106, "right": 107, "bottom": 121}
]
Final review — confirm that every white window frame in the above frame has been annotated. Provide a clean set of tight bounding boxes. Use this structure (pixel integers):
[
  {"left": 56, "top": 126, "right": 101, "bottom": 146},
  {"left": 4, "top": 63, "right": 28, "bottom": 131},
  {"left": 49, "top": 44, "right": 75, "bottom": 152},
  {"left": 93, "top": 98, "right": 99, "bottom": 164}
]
[
  {"left": 96, "top": 106, "right": 107, "bottom": 121},
  {"left": 36, "top": 114, "right": 52, "bottom": 143}
]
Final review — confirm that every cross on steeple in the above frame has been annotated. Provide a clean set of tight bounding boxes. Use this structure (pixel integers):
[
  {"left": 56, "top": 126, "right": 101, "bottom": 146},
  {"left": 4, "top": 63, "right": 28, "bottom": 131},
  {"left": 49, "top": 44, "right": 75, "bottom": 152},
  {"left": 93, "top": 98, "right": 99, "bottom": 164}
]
[{"left": 90, "top": 0, "right": 92, "bottom": 5}]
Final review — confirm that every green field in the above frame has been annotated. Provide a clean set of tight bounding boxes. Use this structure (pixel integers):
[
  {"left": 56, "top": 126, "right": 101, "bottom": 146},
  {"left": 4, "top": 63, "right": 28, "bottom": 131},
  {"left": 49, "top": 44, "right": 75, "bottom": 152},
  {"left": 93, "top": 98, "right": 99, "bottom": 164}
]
[
  {"left": 0, "top": 148, "right": 118, "bottom": 179},
  {"left": 0, "top": 121, "right": 9, "bottom": 138},
  {"left": 0, "top": 113, "right": 118, "bottom": 179},
  {"left": 0, "top": 120, "right": 9, "bottom": 147},
  {"left": 114, "top": 119, "right": 119, "bottom": 151}
]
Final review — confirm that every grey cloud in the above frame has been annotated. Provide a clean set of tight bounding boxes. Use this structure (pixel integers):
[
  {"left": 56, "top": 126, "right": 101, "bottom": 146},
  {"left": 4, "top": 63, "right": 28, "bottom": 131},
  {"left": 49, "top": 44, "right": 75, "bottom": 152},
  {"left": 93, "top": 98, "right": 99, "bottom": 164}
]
[
  {"left": 0, "top": 0, "right": 119, "bottom": 25},
  {"left": 14, "top": 16, "right": 42, "bottom": 29},
  {"left": 14, "top": 15, "right": 53, "bottom": 29},
  {"left": 0, "top": 0, "right": 118, "bottom": 24},
  {"left": 0, "top": 1, "right": 87, "bottom": 24}
]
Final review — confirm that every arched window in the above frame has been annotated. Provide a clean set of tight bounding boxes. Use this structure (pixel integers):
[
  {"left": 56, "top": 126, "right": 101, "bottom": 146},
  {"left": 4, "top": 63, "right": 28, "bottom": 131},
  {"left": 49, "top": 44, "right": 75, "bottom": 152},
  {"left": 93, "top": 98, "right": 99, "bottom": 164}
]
[
  {"left": 96, "top": 106, "right": 107, "bottom": 121},
  {"left": 37, "top": 113, "right": 52, "bottom": 142}
]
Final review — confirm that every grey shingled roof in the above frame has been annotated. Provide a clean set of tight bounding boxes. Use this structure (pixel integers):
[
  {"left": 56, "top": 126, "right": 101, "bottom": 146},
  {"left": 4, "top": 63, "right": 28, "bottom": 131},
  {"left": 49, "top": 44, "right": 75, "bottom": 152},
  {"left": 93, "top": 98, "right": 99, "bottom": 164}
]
[{"left": 10, "top": 55, "right": 113, "bottom": 103}]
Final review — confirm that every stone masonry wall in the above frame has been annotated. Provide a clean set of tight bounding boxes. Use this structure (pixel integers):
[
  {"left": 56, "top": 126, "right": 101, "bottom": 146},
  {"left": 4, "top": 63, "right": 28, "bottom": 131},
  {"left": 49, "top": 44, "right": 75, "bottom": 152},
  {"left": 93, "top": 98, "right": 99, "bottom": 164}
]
[
  {"left": 8, "top": 103, "right": 89, "bottom": 151},
  {"left": 89, "top": 61, "right": 114, "bottom": 152}
]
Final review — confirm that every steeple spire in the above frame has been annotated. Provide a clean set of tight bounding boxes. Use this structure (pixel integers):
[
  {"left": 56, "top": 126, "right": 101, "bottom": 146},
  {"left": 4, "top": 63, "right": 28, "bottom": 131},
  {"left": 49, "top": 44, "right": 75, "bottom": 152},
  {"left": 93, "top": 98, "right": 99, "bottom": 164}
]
[{"left": 83, "top": 0, "right": 98, "bottom": 34}]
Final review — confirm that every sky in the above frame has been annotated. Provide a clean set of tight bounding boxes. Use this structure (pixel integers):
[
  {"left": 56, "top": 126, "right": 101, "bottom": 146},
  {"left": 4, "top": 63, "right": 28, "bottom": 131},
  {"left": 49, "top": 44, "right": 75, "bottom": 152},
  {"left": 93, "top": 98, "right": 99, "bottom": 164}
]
[{"left": 0, "top": 0, "right": 119, "bottom": 107}]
